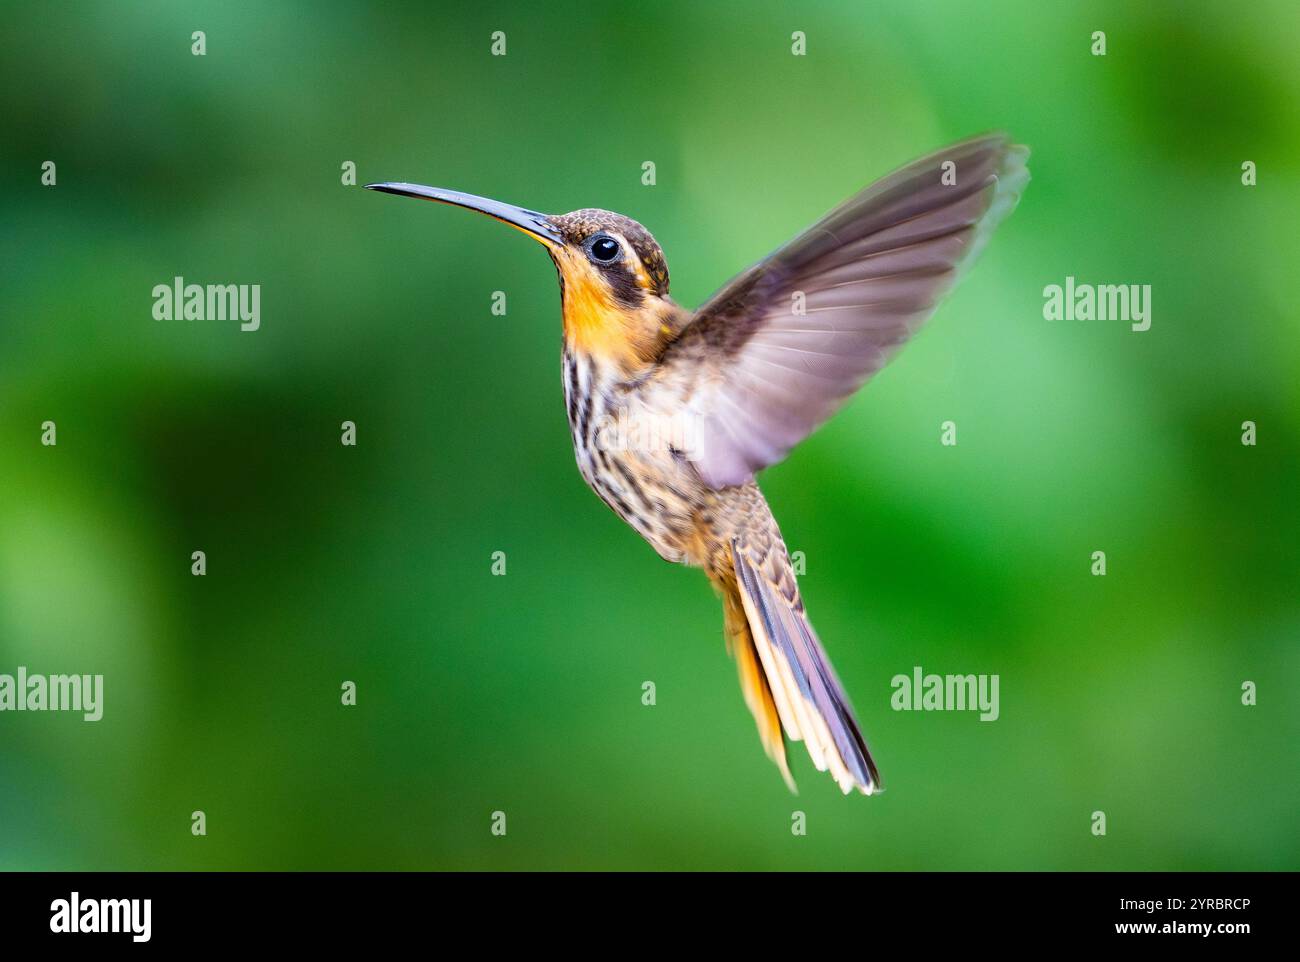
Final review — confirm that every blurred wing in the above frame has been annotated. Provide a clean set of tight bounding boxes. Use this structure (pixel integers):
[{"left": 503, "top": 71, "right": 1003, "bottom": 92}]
[{"left": 665, "top": 133, "right": 1029, "bottom": 489}]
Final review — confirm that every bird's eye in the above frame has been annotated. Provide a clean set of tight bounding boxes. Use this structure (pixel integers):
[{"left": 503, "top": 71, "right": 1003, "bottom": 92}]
[{"left": 588, "top": 235, "right": 620, "bottom": 263}]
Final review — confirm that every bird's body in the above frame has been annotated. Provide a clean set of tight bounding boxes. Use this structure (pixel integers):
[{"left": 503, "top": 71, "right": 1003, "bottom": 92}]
[
  {"left": 556, "top": 279, "right": 877, "bottom": 792},
  {"left": 369, "top": 133, "right": 1029, "bottom": 795}
]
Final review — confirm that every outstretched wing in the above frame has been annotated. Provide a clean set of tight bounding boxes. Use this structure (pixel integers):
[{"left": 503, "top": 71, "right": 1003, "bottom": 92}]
[{"left": 661, "top": 133, "right": 1029, "bottom": 489}]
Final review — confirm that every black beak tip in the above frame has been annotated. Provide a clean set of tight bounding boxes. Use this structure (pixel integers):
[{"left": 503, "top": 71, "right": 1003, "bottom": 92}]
[{"left": 361, "top": 182, "right": 562, "bottom": 245}]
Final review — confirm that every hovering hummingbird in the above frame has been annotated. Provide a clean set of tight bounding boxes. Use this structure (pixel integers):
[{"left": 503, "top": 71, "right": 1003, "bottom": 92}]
[{"left": 367, "top": 134, "right": 1029, "bottom": 795}]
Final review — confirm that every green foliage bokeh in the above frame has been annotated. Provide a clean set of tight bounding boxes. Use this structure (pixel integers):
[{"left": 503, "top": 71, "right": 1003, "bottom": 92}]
[{"left": 1, "top": 0, "right": 1297, "bottom": 870}]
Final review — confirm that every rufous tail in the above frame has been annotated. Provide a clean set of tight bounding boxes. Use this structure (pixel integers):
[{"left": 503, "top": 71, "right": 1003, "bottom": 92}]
[{"left": 722, "top": 538, "right": 881, "bottom": 795}]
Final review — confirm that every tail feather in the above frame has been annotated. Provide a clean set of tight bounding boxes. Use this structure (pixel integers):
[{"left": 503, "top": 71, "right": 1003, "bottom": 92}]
[
  {"left": 731, "top": 540, "right": 881, "bottom": 795},
  {"left": 721, "top": 579, "right": 796, "bottom": 791}
]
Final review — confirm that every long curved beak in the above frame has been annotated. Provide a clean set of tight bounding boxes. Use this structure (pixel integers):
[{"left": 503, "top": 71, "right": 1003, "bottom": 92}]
[{"left": 364, "top": 183, "right": 562, "bottom": 247}]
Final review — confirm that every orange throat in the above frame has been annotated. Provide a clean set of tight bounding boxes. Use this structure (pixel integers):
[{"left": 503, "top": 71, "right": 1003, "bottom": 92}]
[{"left": 552, "top": 247, "right": 681, "bottom": 373}]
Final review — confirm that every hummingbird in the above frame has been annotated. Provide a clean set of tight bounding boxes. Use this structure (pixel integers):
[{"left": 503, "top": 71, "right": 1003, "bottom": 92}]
[{"left": 367, "top": 133, "right": 1029, "bottom": 795}]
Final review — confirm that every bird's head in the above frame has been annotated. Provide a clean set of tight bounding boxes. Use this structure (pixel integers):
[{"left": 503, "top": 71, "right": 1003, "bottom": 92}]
[{"left": 366, "top": 183, "right": 684, "bottom": 372}]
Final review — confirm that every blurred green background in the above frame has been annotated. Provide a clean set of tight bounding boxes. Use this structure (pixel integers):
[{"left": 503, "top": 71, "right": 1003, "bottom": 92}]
[{"left": 2, "top": 0, "right": 1297, "bottom": 871}]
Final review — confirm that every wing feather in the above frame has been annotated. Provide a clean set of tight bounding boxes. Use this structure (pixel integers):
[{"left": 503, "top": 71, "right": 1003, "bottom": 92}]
[{"left": 659, "top": 133, "right": 1029, "bottom": 489}]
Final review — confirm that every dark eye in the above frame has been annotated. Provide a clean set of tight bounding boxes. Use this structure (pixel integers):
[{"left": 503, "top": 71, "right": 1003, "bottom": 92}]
[{"left": 588, "top": 235, "right": 620, "bottom": 263}]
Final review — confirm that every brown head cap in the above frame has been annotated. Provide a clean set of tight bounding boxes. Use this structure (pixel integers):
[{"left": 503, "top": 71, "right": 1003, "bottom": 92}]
[{"left": 548, "top": 209, "right": 670, "bottom": 296}]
